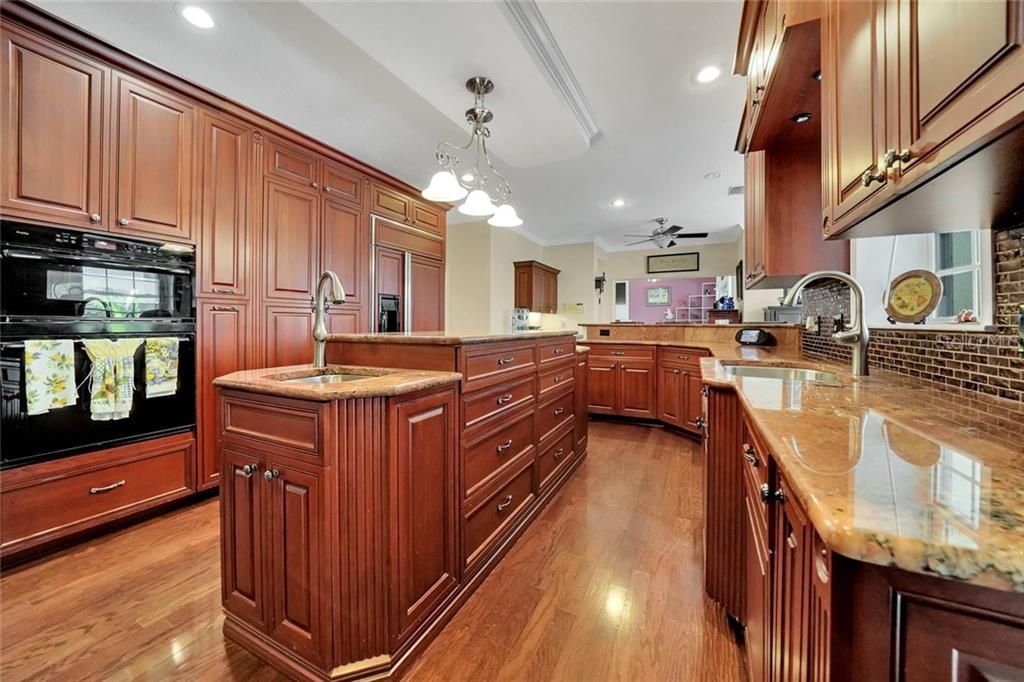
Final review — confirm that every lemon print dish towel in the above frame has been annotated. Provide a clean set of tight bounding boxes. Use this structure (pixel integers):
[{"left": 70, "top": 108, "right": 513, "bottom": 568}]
[
  {"left": 145, "top": 338, "right": 179, "bottom": 398},
  {"left": 24, "top": 340, "right": 77, "bottom": 415},
  {"left": 83, "top": 339, "right": 143, "bottom": 421}
]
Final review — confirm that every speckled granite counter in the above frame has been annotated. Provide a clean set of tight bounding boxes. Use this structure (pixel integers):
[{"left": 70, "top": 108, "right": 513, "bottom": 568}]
[
  {"left": 214, "top": 364, "right": 461, "bottom": 401},
  {"left": 326, "top": 330, "right": 578, "bottom": 345},
  {"left": 702, "top": 354, "right": 1024, "bottom": 592}
]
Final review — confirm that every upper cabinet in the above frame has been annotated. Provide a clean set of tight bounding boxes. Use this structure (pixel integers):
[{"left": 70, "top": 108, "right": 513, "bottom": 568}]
[
  {"left": 113, "top": 74, "right": 195, "bottom": 242},
  {"left": 1, "top": 25, "right": 108, "bottom": 229},
  {"left": 369, "top": 181, "right": 445, "bottom": 236},
  {"left": 514, "top": 260, "right": 559, "bottom": 314}
]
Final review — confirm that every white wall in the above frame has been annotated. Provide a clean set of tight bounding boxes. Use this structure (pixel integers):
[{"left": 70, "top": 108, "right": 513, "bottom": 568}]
[{"left": 489, "top": 226, "right": 544, "bottom": 333}]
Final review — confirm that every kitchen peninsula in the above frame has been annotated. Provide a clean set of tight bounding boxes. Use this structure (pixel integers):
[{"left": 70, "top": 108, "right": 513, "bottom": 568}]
[{"left": 213, "top": 330, "right": 583, "bottom": 681}]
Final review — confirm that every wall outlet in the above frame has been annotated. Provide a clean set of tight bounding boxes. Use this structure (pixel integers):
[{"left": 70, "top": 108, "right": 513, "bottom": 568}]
[{"left": 563, "top": 302, "right": 585, "bottom": 314}]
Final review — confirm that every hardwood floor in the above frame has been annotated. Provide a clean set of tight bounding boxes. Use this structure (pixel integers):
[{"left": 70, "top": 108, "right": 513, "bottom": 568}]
[{"left": 0, "top": 421, "right": 746, "bottom": 681}]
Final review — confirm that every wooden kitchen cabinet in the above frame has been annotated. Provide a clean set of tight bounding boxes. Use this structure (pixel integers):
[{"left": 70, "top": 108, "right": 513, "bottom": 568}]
[
  {"left": 322, "top": 197, "right": 367, "bottom": 306},
  {"left": 575, "top": 350, "right": 589, "bottom": 453},
  {"left": 654, "top": 348, "right": 708, "bottom": 434},
  {"left": 409, "top": 254, "right": 444, "bottom": 332},
  {"left": 513, "top": 260, "right": 559, "bottom": 314},
  {"left": 369, "top": 181, "right": 444, "bottom": 235},
  {"left": 262, "top": 178, "right": 320, "bottom": 303},
  {"left": 113, "top": 73, "right": 195, "bottom": 242},
  {"left": 586, "top": 348, "right": 655, "bottom": 419},
  {"left": 221, "top": 446, "right": 267, "bottom": 628},
  {"left": 771, "top": 473, "right": 815, "bottom": 682},
  {"left": 198, "top": 110, "right": 250, "bottom": 297},
  {"left": 743, "top": 464, "right": 771, "bottom": 682},
  {"left": 743, "top": 151, "right": 766, "bottom": 285},
  {"left": 586, "top": 357, "right": 618, "bottom": 415},
  {"left": 1, "top": 25, "right": 109, "bottom": 229},
  {"left": 657, "top": 364, "right": 684, "bottom": 426},
  {"left": 263, "top": 305, "right": 313, "bottom": 368}
]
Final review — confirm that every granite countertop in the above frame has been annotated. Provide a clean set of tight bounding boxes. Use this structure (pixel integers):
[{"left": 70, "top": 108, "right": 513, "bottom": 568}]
[
  {"left": 580, "top": 322, "right": 801, "bottom": 327},
  {"left": 214, "top": 365, "right": 461, "bottom": 401},
  {"left": 584, "top": 338, "right": 801, "bottom": 363},
  {"left": 326, "top": 330, "right": 578, "bottom": 345},
  {"left": 702, "top": 355, "right": 1024, "bottom": 592}
]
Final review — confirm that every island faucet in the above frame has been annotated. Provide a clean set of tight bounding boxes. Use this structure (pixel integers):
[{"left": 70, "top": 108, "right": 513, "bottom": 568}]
[
  {"left": 312, "top": 270, "right": 346, "bottom": 368},
  {"left": 782, "top": 270, "right": 870, "bottom": 376}
]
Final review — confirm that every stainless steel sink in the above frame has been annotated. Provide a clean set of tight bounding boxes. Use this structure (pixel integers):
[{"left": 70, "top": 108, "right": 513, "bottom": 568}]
[
  {"left": 281, "top": 374, "right": 370, "bottom": 385},
  {"left": 722, "top": 365, "right": 841, "bottom": 385}
]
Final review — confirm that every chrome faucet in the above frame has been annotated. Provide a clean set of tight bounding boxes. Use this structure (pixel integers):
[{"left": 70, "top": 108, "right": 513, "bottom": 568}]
[
  {"left": 312, "top": 271, "right": 346, "bottom": 368},
  {"left": 783, "top": 271, "right": 870, "bottom": 376}
]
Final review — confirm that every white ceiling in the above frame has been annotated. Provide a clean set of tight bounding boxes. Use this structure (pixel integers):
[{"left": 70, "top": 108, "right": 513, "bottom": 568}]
[{"left": 34, "top": 0, "right": 747, "bottom": 252}]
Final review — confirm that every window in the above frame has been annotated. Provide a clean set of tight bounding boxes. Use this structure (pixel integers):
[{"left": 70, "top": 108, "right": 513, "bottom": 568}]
[{"left": 932, "top": 231, "right": 981, "bottom": 322}]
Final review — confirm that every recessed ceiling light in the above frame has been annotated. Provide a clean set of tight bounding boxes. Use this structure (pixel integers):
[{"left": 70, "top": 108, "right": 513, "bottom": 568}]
[
  {"left": 176, "top": 4, "right": 215, "bottom": 29},
  {"left": 694, "top": 65, "right": 721, "bottom": 84},
  {"left": 704, "top": 171, "right": 721, "bottom": 180},
  {"left": 611, "top": 198, "right": 627, "bottom": 208},
  {"left": 792, "top": 112, "right": 813, "bottom": 124},
  {"left": 461, "top": 172, "right": 474, "bottom": 183}
]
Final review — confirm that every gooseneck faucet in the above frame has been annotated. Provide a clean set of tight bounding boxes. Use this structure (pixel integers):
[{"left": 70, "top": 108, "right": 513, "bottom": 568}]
[
  {"left": 782, "top": 271, "right": 870, "bottom": 376},
  {"left": 312, "top": 271, "right": 346, "bottom": 368}
]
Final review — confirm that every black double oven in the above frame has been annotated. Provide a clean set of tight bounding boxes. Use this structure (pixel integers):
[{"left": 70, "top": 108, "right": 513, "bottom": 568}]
[{"left": 0, "top": 221, "right": 196, "bottom": 469}]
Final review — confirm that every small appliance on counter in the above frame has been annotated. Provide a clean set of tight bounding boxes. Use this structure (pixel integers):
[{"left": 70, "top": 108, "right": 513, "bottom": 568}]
[
  {"left": 512, "top": 307, "right": 529, "bottom": 333},
  {"left": 735, "top": 327, "right": 776, "bottom": 346}
]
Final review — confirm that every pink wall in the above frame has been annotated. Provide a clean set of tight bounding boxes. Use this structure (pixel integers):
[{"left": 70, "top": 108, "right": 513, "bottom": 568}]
[{"left": 627, "top": 277, "right": 716, "bottom": 322}]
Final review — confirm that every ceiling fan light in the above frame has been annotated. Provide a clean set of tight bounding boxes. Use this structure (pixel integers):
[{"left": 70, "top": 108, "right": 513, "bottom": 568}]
[
  {"left": 458, "top": 189, "right": 497, "bottom": 216},
  {"left": 488, "top": 203, "right": 523, "bottom": 228},
  {"left": 422, "top": 170, "right": 468, "bottom": 202}
]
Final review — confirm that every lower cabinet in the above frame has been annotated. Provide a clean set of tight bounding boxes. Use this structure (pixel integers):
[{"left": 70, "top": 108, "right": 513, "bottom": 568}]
[
  {"left": 574, "top": 350, "right": 588, "bottom": 453},
  {"left": 770, "top": 473, "right": 814, "bottom": 682},
  {"left": 586, "top": 351, "right": 656, "bottom": 418},
  {"left": 198, "top": 300, "right": 249, "bottom": 489},
  {"left": 743, "top": 466, "right": 771, "bottom": 682}
]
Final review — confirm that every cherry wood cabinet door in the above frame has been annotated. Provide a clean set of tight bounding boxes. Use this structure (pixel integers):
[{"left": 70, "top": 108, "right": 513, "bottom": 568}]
[
  {"left": 198, "top": 301, "right": 248, "bottom": 489},
  {"left": 574, "top": 354, "right": 588, "bottom": 449},
  {"left": 198, "top": 111, "right": 250, "bottom": 297},
  {"left": 263, "top": 306, "right": 312, "bottom": 368},
  {"left": 410, "top": 201, "right": 443, "bottom": 234},
  {"left": 771, "top": 475, "right": 813, "bottom": 682},
  {"left": 744, "top": 474, "right": 770, "bottom": 682},
  {"left": 322, "top": 197, "right": 366, "bottom": 306},
  {"left": 265, "top": 137, "right": 318, "bottom": 189},
  {"left": 375, "top": 246, "right": 404, "bottom": 297},
  {"left": 683, "top": 370, "right": 705, "bottom": 432},
  {"left": 321, "top": 159, "right": 362, "bottom": 206},
  {"left": 370, "top": 182, "right": 412, "bottom": 223},
  {"left": 409, "top": 254, "right": 444, "bottom": 332},
  {"left": 390, "top": 389, "right": 458, "bottom": 646},
  {"left": 586, "top": 359, "right": 618, "bottom": 415},
  {"left": 895, "top": 0, "right": 1024, "bottom": 187},
  {"left": 657, "top": 364, "right": 684, "bottom": 427},
  {"left": 267, "top": 457, "right": 327, "bottom": 666},
  {"left": 263, "top": 178, "right": 319, "bottom": 303},
  {"left": 327, "top": 305, "right": 364, "bottom": 334},
  {"left": 822, "top": 0, "right": 891, "bottom": 227},
  {"left": 221, "top": 446, "right": 266, "bottom": 629},
  {"left": 514, "top": 266, "right": 532, "bottom": 309},
  {"left": 113, "top": 74, "right": 195, "bottom": 241},
  {"left": 1, "top": 26, "right": 108, "bottom": 229},
  {"left": 744, "top": 151, "right": 766, "bottom": 285},
  {"left": 619, "top": 361, "right": 656, "bottom": 419}
]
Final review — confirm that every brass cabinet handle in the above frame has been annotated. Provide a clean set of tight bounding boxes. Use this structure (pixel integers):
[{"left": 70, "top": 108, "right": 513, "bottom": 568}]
[
  {"left": 496, "top": 393, "right": 513, "bottom": 405},
  {"left": 496, "top": 439, "right": 513, "bottom": 453},
  {"left": 497, "top": 494, "right": 513, "bottom": 511},
  {"left": 861, "top": 165, "right": 886, "bottom": 187},
  {"left": 89, "top": 213, "right": 102, "bottom": 223},
  {"left": 553, "top": 448, "right": 565, "bottom": 460},
  {"left": 895, "top": 148, "right": 913, "bottom": 164},
  {"left": 211, "top": 305, "right": 237, "bottom": 312},
  {"left": 554, "top": 407, "right": 565, "bottom": 416},
  {"left": 742, "top": 444, "right": 758, "bottom": 467},
  {"left": 89, "top": 479, "right": 126, "bottom": 494},
  {"left": 553, "top": 347, "right": 565, "bottom": 355},
  {"left": 497, "top": 356, "right": 515, "bottom": 366},
  {"left": 759, "top": 483, "right": 771, "bottom": 504},
  {"left": 263, "top": 469, "right": 280, "bottom": 480},
  {"left": 241, "top": 464, "right": 257, "bottom": 476},
  {"left": 211, "top": 287, "right": 237, "bottom": 294},
  {"left": 118, "top": 218, "right": 129, "bottom": 226}
]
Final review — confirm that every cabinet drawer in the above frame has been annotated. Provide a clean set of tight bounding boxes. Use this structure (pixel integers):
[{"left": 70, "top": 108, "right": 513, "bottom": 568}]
[
  {"left": 460, "top": 343, "right": 536, "bottom": 389},
  {"left": 537, "top": 389, "right": 574, "bottom": 445},
  {"left": 742, "top": 457, "right": 769, "bottom": 536},
  {"left": 462, "top": 375, "right": 535, "bottom": 433},
  {"left": 591, "top": 344, "right": 655, "bottom": 360},
  {"left": 464, "top": 461, "right": 534, "bottom": 571},
  {"left": 538, "top": 338, "right": 575, "bottom": 364},
  {"left": 538, "top": 363, "right": 574, "bottom": 398},
  {"left": 464, "top": 408, "right": 535, "bottom": 500},
  {"left": 658, "top": 346, "right": 710, "bottom": 368},
  {"left": 221, "top": 392, "right": 327, "bottom": 462},
  {"left": 536, "top": 425, "right": 575, "bottom": 492},
  {"left": 1, "top": 434, "right": 193, "bottom": 554},
  {"left": 742, "top": 419, "right": 769, "bottom": 485}
]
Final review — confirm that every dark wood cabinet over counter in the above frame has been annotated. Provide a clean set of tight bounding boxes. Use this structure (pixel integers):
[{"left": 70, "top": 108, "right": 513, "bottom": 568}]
[{"left": 514, "top": 260, "right": 559, "bottom": 314}]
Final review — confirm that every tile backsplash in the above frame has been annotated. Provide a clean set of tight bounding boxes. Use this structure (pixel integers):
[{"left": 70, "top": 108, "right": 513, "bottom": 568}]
[{"left": 800, "top": 225, "right": 1023, "bottom": 404}]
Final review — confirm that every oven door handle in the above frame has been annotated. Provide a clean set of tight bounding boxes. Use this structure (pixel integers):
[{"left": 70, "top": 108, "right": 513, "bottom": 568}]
[{"left": 2, "top": 249, "right": 192, "bottom": 275}]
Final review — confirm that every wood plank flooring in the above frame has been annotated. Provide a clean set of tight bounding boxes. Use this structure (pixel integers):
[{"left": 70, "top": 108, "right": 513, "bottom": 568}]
[{"left": 0, "top": 421, "right": 746, "bottom": 681}]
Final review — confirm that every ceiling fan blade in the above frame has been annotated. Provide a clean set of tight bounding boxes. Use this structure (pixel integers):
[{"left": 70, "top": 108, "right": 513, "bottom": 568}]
[
  {"left": 670, "top": 232, "right": 709, "bottom": 239},
  {"left": 625, "top": 238, "right": 656, "bottom": 246},
  {"left": 623, "top": 233, "right": 654, "bottom": 237},
  {"left": 664, "top": 225, "right": 685, "bottom": 234}
]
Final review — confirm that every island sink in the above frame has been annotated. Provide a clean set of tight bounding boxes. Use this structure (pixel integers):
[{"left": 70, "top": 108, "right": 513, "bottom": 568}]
[
  {"left": 279, "top": 373, "right": 369, "bottom": 385},
  {"left": 722, "top": 364, "right": 840, "bottom": 385}
]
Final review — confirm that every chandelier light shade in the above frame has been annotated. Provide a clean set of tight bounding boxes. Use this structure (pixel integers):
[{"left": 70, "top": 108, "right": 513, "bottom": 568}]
[
  {"left": 425, "top": 76, "right": 523, "bottom": 226},
  {"left": 421, "top": 170, "right": 467, "bottom": 202},
  {"left": 488, "top": 203, "right": 523, "bottom": 227},
  {"left": 457, "top": 189, "right": 497, "bottom": 217}
]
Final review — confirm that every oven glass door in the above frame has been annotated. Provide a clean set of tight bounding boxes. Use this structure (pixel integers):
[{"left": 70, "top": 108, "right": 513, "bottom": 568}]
[
  {"left": 1, "top": 250, "right": 194, "bottom": 321},
  {"left": 0, "top": 334, "right": 196, "bottom": 468}
]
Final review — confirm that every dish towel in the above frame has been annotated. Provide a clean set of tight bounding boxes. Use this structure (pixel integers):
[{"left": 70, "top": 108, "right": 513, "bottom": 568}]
[
  {"left": 145, "top": 337, "right": 180, "bottom": 398},
  {"left": 24, "top": 340, "right": 77, "bottom": 415},
  {"left": 83, "top": 339, "right": 143, "bottom": 421}
]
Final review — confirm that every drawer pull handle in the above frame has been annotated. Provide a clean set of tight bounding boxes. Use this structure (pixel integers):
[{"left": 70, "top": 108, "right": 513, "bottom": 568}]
[
  {"left": 553, "top": 407, "right": 565, "bottom": 416},
  {"left": 89, "top": 479, "right": 126, "bottom": 495},
  {"left": 211, "top": 305, "right": 237, "bottom": 312},
  {"left": 701, "top": 385, "right": 709, "bottom": 398},
  {"left": 678, "top": 355, "right": 689, "bottom": 360},
  {"left": 496, "top": 440, "right": 513, "bottom": 453},
  {"left": 211, "top": 287, "right": 237, "bottom": 294},
  {"left": 553, "top": 375, "right": 563, "bottom": 383},
  {"left": 786, "top": 533, "right": 798, "bottom": 550},
  {"left": 497, "top": 356, "right": 515, "bottom": 366},
  {"left": 611, "top": 351, "right": 624, "bottom": 356},
  {"left": 241, "top": 464, "right": 258, "bottom": 477},
  {"left": 673, "top": 368, "right": 680, "bottom": 374},
  {"left": 742, "top": 444, "right": 759, "bottom": 467},
  {"left": 496, "top": 393, "right": 513, "bottom": 405},
  {"left": 760, "top": 483, "right": 771, "bottom": 504},
  {"left": 553, "top": 448, "right": 565, "bottom": 460},
  {"left": 497, "top": 494, "right": 514, "bottom": 511},
  {"left": 553, "top": 347, "right": 564, "bottom": 354},
  {"left": 263, "top": 469, "right": 280, "bottom": 480}
]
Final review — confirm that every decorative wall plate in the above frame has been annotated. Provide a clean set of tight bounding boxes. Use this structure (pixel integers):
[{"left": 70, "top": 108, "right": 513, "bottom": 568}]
[{"left": 885, "top": 269, "right": 942, "bottom": 324}]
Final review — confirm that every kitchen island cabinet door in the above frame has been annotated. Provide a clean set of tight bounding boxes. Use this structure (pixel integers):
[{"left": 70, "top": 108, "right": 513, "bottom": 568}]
[
  {"left": 586, "top": 358, "right": 618, "bottom": 415},
  {"left": 221, "top": 447, "right": 266, "bottom": 630},
  {"left": 267, "top": 457, "right": 328, "bottom": 666},
  {"left": 1, "top": 26, "right": 108, "bottom": 229},
  {"left": 390, "top": 389, "right": 458, "bottom": 646},
  {"left": 619, "top": 361, "right": 656, "bottom": 419},
  {"left": 657, "top": 364, "right": 684, "bottom": 427},
  {"left": 113, "top": 74, "right": 195, "bottom": 242},
  {"left": 771, "top": 475, "right": 813, "bottom": 682},
  {"left": 682, "top": 370, "right": 705, "bottom": 432},
  {"left": 263, "top": 178, "right": 319, "bottom": 303}
]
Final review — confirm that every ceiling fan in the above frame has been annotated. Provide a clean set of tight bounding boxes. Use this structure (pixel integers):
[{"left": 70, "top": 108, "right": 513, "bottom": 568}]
[{"left": 624, "top": 218, "right": 708, "bottom": 248}]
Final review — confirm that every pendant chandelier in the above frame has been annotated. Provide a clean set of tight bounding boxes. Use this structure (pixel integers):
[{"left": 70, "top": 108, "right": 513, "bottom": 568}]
[{"left": 422, "top": 77, "right": 523, "bottom": 228}]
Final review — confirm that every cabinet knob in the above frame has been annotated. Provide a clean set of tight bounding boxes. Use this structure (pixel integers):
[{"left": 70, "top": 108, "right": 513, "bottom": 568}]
[
  {"left": 553, "top": 375, "right": 563, "bottom": 383},
  {"left": 695, "top": 416, "right": 706, "bottom": 429},
  {"left": 554, "top": 407, "right": 565, "bottom": 416},
  {"left": 241, "top": 464, "right": 257, "bottom": 476},
  {"left": 496, "top": 494, "right": 514, "bottom": 512},
  {"left": 311, "top": 181, "right": 319, "bottom": 189},
  {"left": 742, "top": 444, "right": 758, "bottom": 466},
  {"left": 263, "top": 469, "right": 280, "bottom": 480},
  {"left": 773, "top": 487, "right": 786, "bottom": 504},
  {"left": 673, "top": 368, "right": 680, "bottom": 374},
  {"left": 118, "top": 218, "right": 129, "bottom": 226},
  {"left": 759, "top": 483, "right": 771, "bottom": 503},
  {"left": 89, "top": 213, "right": 102, "bottom": 223},
  {"left": 553, "top": 448, "right": 565, "bottom": 460},
  {"left": 323, "top": 186, "right": 332, "bottom": 193},
  {"left": 701, "top": 385, "right": 709, "bottom": 398}
]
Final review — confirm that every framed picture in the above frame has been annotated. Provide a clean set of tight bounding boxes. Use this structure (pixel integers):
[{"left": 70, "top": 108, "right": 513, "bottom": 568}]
[
  {"left": 647, "top": 252, "right": 700, "bottom": 274},
  {"left": 646, "top": 286, "right": 670, "bottom": 305}
]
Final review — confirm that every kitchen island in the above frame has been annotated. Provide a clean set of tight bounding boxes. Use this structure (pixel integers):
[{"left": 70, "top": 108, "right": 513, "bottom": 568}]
[{"left": 214, "top": 331, "right": 584, "bottom": 681}]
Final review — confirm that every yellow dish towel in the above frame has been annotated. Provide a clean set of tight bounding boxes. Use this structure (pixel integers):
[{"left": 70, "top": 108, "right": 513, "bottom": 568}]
[
  {"left": 83, "top": 339, "right": 143, "bottom": 421},
  {"left": 24, "top": 340, "right": 77, "bottom": 415},
  {"left": 145, "top": 338, "right": 180, "bottom": 398}
]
